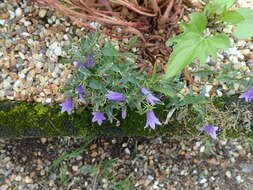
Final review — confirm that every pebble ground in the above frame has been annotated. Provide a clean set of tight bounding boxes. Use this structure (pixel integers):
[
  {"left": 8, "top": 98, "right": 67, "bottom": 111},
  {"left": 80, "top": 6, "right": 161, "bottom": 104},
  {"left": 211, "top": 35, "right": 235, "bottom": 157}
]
[{"left": 0, "top": 137, "right": 253, "bottom": 189}]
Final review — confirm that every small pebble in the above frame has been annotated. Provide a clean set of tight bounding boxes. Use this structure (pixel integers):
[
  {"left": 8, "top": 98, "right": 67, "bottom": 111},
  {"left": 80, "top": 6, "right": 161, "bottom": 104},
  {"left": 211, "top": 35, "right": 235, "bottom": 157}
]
[
  {"left": 39, "top": 9, "right": 47, "bottom": 18},
  {"left": 15, "top": 8, "right": 22, "bottom": 17},
  {"left": 225, "top": 171, "right": 232, "bottom": 178}
]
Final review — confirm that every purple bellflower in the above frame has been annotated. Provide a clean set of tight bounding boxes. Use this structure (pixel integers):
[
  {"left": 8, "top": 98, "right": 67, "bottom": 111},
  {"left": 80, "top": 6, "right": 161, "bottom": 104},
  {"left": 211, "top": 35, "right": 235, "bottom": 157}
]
[
  {"left": 92, "top": 111, "right": 106, "bottom": 125},
  {"left": 84, "top": 54, "right": 95, "bottom": 68},
  {"left": 239, "top": 85, "right": 253, "bottom": 102},
  {"left": 74, "top": 54, "right": 95, "bottom": 68},
  {"left": 60, "top": 98, "right": 73, "bottom": 114},
  {"left": 199, "top": 125, "right": 218, "bottom": 139},
  {"left": 122, "top": 108, "right": 127, "bottom": 119},
  {"left": 76, "top": 85, "right": 86, "bottom": 99},
  {"left": 140, "top": 87, "right": 160, "bottom": 106},
  {"left": 105, "top": 90, "right": 125, "bottom": 101},
  {"left": 145, "top": 110, "right": 162, "bottom": 129}
]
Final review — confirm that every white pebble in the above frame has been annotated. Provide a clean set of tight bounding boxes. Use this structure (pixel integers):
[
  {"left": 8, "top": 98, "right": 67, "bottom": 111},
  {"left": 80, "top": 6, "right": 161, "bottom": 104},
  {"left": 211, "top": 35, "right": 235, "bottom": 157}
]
[
  {"left": 236, "top": 175, "right": 244, "bottom": 183},
  {"left": 216, "top": 90, "right": 223, "bottom": 97},
  {"left": 8, "top": 10, "right": 15, "bottom": 19},
  {"left": 200, "top": 146, "right": 205, "bottom": 153},
  {"left": 0, "top": 19, "right": 5, "bottom": 25},
  {"left": 237, "top": 40, "right": 246, "bottom": 47},
  {"left": 39, "top": 9, "right": 47, "bottom": 18},
  {"left": 54, "top": 46, "right": 62, "bottom": 56},
  {"left": 45, "top": 98, "right": 52, "bottom": 103},
  {"left": 24, "top": 21, "right": 31, "bottom": 26},
  {"left": 124, "top": 148, "right": 130, "bottom": 154},
  {"left": 15, "top": 8, "right": 22, "bottom": 17},
  {"left": 199, "top": 178, "right": 207, "bottom": 184},
  {"left": 18, "top": 73, "right": 26, "bottom": 79},
  {"left": 24, "top": 176, "right": 33, "bottom": 183},
  {"left": 15, "top": 175, "right": 22, "bottom": 181},
  {"left": 205, "top": 85, "right": 213, "bottom": 97},
  {"left": 225, "top": 171, "right": 232, "bottom": 178}
]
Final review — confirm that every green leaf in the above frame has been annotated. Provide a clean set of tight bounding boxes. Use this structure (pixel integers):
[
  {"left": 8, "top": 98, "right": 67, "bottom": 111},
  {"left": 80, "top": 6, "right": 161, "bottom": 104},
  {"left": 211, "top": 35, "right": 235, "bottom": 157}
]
[
  {"left": 79, "top": 66, "right": 92, "bottom": 77},
  {"left": 233, "top": 8, "right": 253, "bottom": 39},
  {"left": 101, "top": 41, "right": 118, "bottom": 56},
  {"left": 164, "top": 33, "right": 230, "bottom": 78},
  {"left": 166, "top": 33, "right": 186, "bottom": 47},
  {"left": 180, "top": 12, "right": 207, "bottom": 34},
  {"left": 221, "top": 10, "right": 245, "bottom": 24},
  {"left": 89, "top": 80, "right": 104, "bottom": 90},
  {"left": 204, "top": 0, "right": 236, "bottom": 16},
  {"left": 153, "top": 86, "right": 176, "bottom": 97}
]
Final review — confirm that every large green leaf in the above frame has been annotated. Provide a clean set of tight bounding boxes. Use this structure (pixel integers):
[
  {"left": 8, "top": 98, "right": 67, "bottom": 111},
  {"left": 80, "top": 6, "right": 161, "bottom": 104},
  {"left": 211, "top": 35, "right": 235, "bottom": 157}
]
[
  {"left": 221, "top": 10, "right": 245, "bottom": 24},
  {"left": 180, "top": 12, "right": 207, "bottom": 34},
  {"left": 233, "top": 8, "right": 253, "bottom": 39},
  {"left": 164, "top": 33, "right": 230, "bottom": 79},
  {"left": 204, "top": 0, "right": 237, "bottom": 16}
]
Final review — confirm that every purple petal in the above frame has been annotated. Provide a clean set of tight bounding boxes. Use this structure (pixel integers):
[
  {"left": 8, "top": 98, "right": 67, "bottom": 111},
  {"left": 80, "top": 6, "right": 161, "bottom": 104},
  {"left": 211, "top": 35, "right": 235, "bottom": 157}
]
[
  {"left": 76, "top": 85, "right": 86, "bottom": 99},
  {"left": 92, "top": 111, "right": 106, "bottom": 125},
  {"left": 144, "top": 110, "right": 161, "bottom": 129},
  {"left": 140, "top": 87, "right": 150, "bottom": 95},
  {"left": 60, "top": 98, "right": 73, "bottom": 114},
  {"left": 105, "top": 90, "right": 125, "bottom": 101},
  {"left": 84, "top": 54, "right": 95, "bottom": 68},
  {"left": 122, "top": 108, "right": 127, "bottom": 119},
  {"left": 199, "top": 125, "right": 218, "bottom": 139},
  {"left": 239, "top": 86, "right": 253, "bottom": 102},
  {"left": 140, "top": 87, "right": 160, "bottom": 105}
]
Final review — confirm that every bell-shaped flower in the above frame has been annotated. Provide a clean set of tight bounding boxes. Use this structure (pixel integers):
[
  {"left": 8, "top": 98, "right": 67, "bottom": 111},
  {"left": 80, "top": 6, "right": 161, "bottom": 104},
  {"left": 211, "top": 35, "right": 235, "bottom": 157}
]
[
  {"left": 105, "top": 90, "right": 125, "bottom": 101},
  {"left": 59, "top": 98, "right": 73, "bottom": 114},
  {"left": 92, "top": 111, "right": 106, "bottom": 125},
  {"left": 144, "top": 110, "right": 162, "bottom": 129},
  {"left": 140, "top": 87, "right": 160, "bottom": 106},
  {"left": 199, "top": 124, "right": 218, "bottom": 139},
  {"left": 76, "top": 85, "right": 86, "bottom": 100},
  {"left": 239, "top": 85, "right": 253, "bottom": 102}
]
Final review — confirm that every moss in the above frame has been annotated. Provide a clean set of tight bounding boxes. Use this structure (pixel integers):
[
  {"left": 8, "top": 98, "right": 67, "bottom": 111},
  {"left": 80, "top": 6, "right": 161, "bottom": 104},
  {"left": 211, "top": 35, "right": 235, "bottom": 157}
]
[{"left": 0, "top": 96, "right": 252, "bottom": 139}]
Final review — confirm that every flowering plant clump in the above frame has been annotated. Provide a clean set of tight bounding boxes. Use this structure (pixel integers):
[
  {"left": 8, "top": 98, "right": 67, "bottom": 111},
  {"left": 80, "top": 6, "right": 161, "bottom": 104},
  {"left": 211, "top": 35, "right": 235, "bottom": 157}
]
[{"left": 60, "top": 32, "right": 166, "bottom": 129}]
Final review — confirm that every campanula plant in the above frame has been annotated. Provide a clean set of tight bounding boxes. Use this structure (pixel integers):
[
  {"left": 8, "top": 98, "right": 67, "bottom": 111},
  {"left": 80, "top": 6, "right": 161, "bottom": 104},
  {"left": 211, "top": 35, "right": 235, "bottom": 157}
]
[{"left": 60, "top": 32, "right": 166, "bottom": 129}]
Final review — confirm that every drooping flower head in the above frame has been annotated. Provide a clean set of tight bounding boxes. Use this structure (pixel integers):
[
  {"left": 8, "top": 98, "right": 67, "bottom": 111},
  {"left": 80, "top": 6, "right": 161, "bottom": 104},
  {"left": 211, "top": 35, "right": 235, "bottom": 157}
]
[
  {"left": 145, "top": 110, "right": 162, "bottom": 129},
  {"left": 239, "top": 85, "right": 253, "bottom": 102},
  {"left": 74, "top": 54, "right": 95, "bottom": 68},
  {"left": 121, "top": 108, "right": 127, "bottom": 119},
  {"left": 60, "top": 98, "right": 73, "bottom": 114},
  {"left": 140, "top": 87, "right": 160, "bottom": 106},
  {"left": 92, "top": 111, "right": 106, "bottom": 125},
  {"left": 84, "top": 54, "right": 95, "bottom": 68},
  {"left": 198, "top": 125, "right": 218, "bottom": 139},
  {"left": 76, "top": 85, "right": 86, "bottom": 99},
  {"left": 105, "top": 90, "right": 125, "bottom": 101}
]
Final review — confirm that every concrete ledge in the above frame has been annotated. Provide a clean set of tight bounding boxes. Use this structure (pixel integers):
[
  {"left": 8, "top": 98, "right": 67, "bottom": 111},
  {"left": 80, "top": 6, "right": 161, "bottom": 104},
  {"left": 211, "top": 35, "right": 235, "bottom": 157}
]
[{"left": 0, "top": 96, "right": 252, "bottom": 139}]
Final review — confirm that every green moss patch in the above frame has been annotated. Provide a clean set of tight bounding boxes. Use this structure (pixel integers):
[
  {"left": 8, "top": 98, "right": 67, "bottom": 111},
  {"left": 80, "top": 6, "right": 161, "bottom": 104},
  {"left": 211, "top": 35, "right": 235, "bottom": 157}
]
[{"left": 0, "top": 96, "right": 252, "bottom": 139}]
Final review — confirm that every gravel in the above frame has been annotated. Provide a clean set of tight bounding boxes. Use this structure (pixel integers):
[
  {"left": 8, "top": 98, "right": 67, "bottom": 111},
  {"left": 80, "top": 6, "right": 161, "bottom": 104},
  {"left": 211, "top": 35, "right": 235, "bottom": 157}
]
[
  {"left": 0, "top": 0, "right": 253, "bottom": 103},
  {"left": 0, "top": 0, "right": 88, "bottom": 103},
  {"left": 0, "top": 137, "right": 253, "bottom": 189}
]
